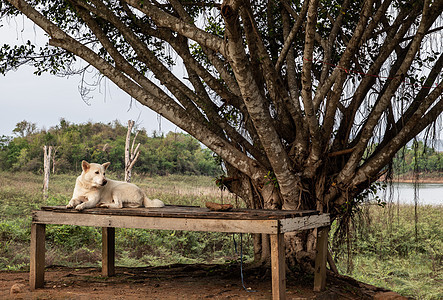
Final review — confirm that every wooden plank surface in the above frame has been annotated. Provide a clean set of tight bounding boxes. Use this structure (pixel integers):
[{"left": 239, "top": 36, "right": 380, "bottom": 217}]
[
  {"left": 39, "top": 205, "right": 319, "bottom": 220},
  {"left": 33, "top": 206, "right": 330, "bottom": 234},
  {"left": 33, "top": 210, "right": 281, "bottom": 234}
]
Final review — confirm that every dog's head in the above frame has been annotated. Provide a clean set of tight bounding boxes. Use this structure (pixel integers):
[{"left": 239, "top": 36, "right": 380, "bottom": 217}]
[{"left": 81, "top": 161, "right": 110, "bottom": 188}]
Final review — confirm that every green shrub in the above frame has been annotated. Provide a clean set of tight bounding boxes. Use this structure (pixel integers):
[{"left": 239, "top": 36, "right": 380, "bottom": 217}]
[{"left": 46, "top": 225, "right": 101, "bottom": 251}]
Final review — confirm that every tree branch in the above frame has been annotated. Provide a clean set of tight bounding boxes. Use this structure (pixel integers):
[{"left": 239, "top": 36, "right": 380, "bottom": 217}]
[
  {"left": 240, "top": 4, "right": 296, "bottom": 141},
  {"left": 6, "top": 0, "right": 264, "bottom": 179},
  {"left": 349, "top": 79, "right": 443, "bottom": 193},
  {"left": 318, "top": 0, "right": 350, "bottom": 85},
  {"left": 332, "top": 7, "right": 419, "bottom": 150},
  {"left": 275, "top": 0, "right": 309, "bottom": 72},
  {"left": 281, "top": 8, "right": 308, "bottom": 163},
  {"left": 221, "top": 0, "right": 300, "bottom": 207},
  {"left": 300, "top": 0, "right": 323, "bottom": 177},
  {"left": 123, "top": 0, "right": 226, "bottom": 56},
  {"left": 337, "top": 0, "right": 436, "bottom": 185}
]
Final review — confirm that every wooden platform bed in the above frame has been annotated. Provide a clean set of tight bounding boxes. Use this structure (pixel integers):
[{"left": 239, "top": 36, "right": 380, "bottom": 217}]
[{"left": 30, "top": 205, "right": 330, "bottom": 300}]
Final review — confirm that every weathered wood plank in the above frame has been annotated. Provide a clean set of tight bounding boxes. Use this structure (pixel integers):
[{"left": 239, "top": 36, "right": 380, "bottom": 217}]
[
  {"left": 279, "top": 214, "right": 330, "bottom": 232},
  {"left": 30, "top": 223, "right": 45, "bottom": 290},
  {"left": 39, "top": 206, "right": 320, "bottom": 220},
  {"left": 313, "top": 226, "right": 329, "bottom": 292},
  {"left": 270, "top": 233, "right": 286, "bottom": 300},
  {"left": 33, "top": 211, "right": 280, "bottom": 234},
  {"left": 102, "top": 227, "right": 115, "bottom": 277}
]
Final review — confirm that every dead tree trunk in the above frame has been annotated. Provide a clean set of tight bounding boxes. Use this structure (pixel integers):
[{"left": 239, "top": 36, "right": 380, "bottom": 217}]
[
  {"left": 43, "top": 145, "right": 52, "bottom": 199},
  {"left": 51, "top": 146, "right": 58, "bottom": 174},
  {"left": 124, "top": 120, "right": 140, "bottom": 183}
]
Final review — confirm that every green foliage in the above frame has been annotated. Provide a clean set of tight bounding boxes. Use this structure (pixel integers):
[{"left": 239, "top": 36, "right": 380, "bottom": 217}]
[
  {"left": 46, "top": 225, "right": 101, "bottom": 251},
  {"left": 114, "top": 228, "right": 239, "bottom": 267},
  {"left": 264, "top": 171, "right": 279, "bottom": 188},
  {"left": 393, "top": 142, "right": 443, "bottom": 175},
  {"left": 0, "top": 119, "right": 221, "bottom": 176}
]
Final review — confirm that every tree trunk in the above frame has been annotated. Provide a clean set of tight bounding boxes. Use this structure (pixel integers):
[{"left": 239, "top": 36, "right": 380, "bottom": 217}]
[
  {"left": 43, "top": 145, "right": 52, "bottom": 199},
  {"left": 222, "top": 165, "right": 324, "bottom": 270},
  {"left": 124, "top": 120, "right": 140, "bottom": 182},
  {"left": 51, "top": 146, "right": 58, "bottom": 174}
]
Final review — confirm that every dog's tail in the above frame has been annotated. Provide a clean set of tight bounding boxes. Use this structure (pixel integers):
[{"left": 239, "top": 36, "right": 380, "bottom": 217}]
[{"left": 143, "top": 195, "right": 165, "bottom": 208}]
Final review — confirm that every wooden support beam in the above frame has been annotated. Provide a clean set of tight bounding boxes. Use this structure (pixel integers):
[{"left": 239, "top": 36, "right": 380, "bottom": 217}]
[
  {"left": 314, "top": 226, "right": 329, "bottom": 292},
  {"left": 102, "top": 227, "right": 115, "bottom": 277},
  {"left": 30, "top": 223, "right": 45, "bottom": 290},
  {"left": 270, "top": 233, "right": 286, "bottom": 300},
  {"left": 279, "top": 214, "right": 330, "bottom": 232}
]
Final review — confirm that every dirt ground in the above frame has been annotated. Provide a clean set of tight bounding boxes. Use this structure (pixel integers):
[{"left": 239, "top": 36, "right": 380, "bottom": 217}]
[{"left": 1, "top": 264, "right": 406, "bottom": 300}]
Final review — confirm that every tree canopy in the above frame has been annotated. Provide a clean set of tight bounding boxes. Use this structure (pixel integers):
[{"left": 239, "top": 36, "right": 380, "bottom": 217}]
[{"left": 1, "top": 0, "right": 442, "bottom": 265}]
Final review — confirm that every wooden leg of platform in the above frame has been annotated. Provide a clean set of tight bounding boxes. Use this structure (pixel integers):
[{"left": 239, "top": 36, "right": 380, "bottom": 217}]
[
  {"left": 270, "top": 233, "right": 286, "bottom": 300},
  {"left": 102, "top": 227, "right": 115, "bottom": 277},
  {"left": 314, "top": 226, "right": 329, "bottom": 292},
  {"left": 30, "top": 223, "right": 45, "bottom": 290}
]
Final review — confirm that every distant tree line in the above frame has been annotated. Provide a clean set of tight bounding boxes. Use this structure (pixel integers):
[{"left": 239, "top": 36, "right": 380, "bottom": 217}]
[
  {"left": 0, "top": 119, "right": 221, "bottom": 176},
  {"left": 392, "top": 140, "right": 443, "bottom": 176}
]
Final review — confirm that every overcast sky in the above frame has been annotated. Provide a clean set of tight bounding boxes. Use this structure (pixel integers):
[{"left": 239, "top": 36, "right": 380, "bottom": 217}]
[{"left": 0, "top": 16, "right": 178, "bottom": 137}]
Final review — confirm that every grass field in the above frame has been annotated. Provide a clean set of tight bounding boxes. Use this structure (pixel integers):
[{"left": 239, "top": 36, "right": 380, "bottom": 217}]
[
  {"left": 0, "top": 171, "right": 441, "bottom": 299},
  {"left": 0, "top": 171, "right": 246, "bottom": 270},
  {"left": 332, "top": 204, "right": 443, "bottom": 299}
]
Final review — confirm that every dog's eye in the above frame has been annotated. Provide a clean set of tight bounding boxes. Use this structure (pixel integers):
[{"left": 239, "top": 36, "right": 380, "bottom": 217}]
[
  {"left": 103, "top": 173, "right": 106, "bottom": 176},
  {"left": 95, "top": 171, "right": 99, "bottom": 174}
]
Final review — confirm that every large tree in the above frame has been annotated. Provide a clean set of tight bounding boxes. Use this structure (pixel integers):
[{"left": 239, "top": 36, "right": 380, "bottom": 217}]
[{"left": 1, "top": 0, "right": 442, "bottom": 267}]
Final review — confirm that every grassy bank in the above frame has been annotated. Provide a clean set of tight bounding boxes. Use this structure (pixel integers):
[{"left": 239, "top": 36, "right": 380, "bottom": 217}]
[
  {"left": 0, "top": 171, "right": 441, "bottom": 298},
  {"left": 0, "top": 171, "right": 248, "bottom": 271},
  {"left": 332, "top": 204, "right": 443, "bottom": 299}
]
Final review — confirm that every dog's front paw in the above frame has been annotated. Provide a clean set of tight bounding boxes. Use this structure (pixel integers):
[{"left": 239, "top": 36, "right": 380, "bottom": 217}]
[
  {"left": 98, "top": 203, "right": 110, "bottom": 208},
  {"left": 67, "top": 198, "right": 82, "bottom": 209},
  {"left": 75, "top": 203, "right": 86, "bottom": 211}
]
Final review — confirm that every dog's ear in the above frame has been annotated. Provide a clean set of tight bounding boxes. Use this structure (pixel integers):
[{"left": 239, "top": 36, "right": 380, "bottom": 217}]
[
  {"left": 102, "top": 162, "right": 111, "bottom": 170},
  {"left": 81, "top": 160, "right": 90, "bottom": 172}
]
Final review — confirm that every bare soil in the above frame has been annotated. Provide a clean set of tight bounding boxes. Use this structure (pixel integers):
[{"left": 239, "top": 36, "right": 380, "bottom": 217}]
[{"left": 1, "top": 264, "right": 405, "bottom": 299}]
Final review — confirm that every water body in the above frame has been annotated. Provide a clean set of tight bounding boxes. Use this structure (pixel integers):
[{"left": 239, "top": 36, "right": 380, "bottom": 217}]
[{"left": 372, "top": 183, "right": 442, "bottom": 206}]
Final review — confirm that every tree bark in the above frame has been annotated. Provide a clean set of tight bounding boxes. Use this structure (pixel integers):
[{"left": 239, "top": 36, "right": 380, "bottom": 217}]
[
  {"left": 51, "top": 146, "right": 58, "bottom": 174},
  {"left": 124, "top": 120, "right": 140, "bottom": 183},
  {"left": 43, "top": 145, "right": 52, "bottom": 199}
]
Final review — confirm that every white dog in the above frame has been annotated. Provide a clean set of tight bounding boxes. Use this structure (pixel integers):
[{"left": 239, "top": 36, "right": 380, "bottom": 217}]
[{"left": 67, "top": 161, "right": 165, "bottom": 211}]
